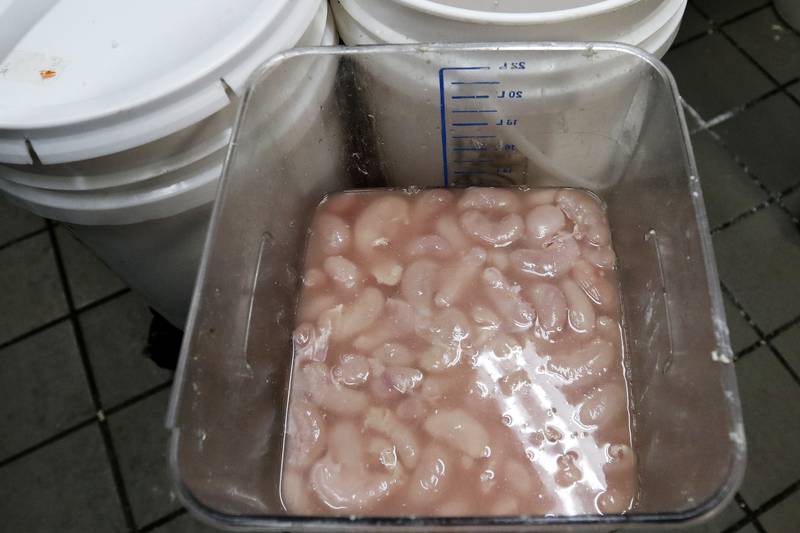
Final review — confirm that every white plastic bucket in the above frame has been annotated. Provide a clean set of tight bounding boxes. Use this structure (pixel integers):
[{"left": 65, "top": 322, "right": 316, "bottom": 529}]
[
  {"left": 0, "top": 3, "right": 338, "bottom": 327},
  {"left": 0, "top": 0, "right": 331, "bottom": 195},
  {"left": 66, "top": 13, "right": 338, "bottom": 327},
  {"left": 333, "top": 0, "right": 682, "bottom": 47},
  {"left": 0, "top": 3, "right": 334, "bottom": 222},
  {"left": 331, "top": 0, "right": 686, "bottom": 187},
  {"left": 0, "top": 0, "right": 325, "bottom": 164}
]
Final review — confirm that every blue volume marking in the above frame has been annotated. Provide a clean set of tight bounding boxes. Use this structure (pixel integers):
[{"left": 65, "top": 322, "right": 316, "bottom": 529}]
[
  {"left": 453, "top": 147, "right": 487, "bottom": 152},
  {"left": 452, "top": 109, "right": 497, "bottom": 113},
  {"left": 451, "top": 81, "right": 500, "bottom": 85},
  {"left": 452, "top": 135, "right": 496, "bottom": 139},
  {"left": 438, "top": 66, "right": 491, "bottom": 187},
  {"left": 453, "top": 122, "right": 488, "bottom": 127},
  {"left": 451, "top": 95, "right": 490, "bottom": 99},
  {"left": 439, "top": 68, "right": 449, "bottom": 187}
]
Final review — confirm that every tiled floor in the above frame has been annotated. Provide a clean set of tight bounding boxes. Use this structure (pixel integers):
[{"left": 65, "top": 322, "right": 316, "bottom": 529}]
[{"left": 1, "top": 0, "right": 799, "bottom": 531}]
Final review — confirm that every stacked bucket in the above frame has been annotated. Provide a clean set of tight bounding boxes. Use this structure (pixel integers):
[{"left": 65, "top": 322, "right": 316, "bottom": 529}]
[
  {"left": 0, "top": 0, "right": 686, "bottom": 327},
  {"left": 0, "top": 0, "right": 335, "bottom": 326},
  {"left": 332, "top": 0, "right": 687, "bottom": 56}
]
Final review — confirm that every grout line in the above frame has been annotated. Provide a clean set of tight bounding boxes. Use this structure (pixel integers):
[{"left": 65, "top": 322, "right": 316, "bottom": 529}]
[
  {"left": 672, "top": 0, "right": 773, "bottom": 52},
  {"left": 700, "top": 123, "right": 800, "bottom": 236},
  {"left": 766, "top": 341, "right": 800, "bottom": 387},
  {"left": 769, "top": 5, "right": 800, "bottom": 109},
  {"left": 45, "top": 221, "right": 138, "bottom": 532},
  {"left": 721, "top": 285, "right": 768, "bottom": 332},
  {"left": 137, "top": 508, "right": 187, "bottom": 533},
  {"left": 0, "top": 287, "right": 130, "bottom": 352},
  {"left": 0, "top": 417, "right": 96, "bottom": 469},
  {"left": 733, "top": 493, "right": 768, "bottom": 533},
  {"left": 688, "top": 81, "right": 793, "bottom": 134},
  {"left": 105, "top": 380, "right": 174, "bottom": 417},
  {"left": 711, "top": 200, "right": 773, "bottom": 235},
  {"left": 669, "top": 29, "right": 712, "bottom": 50},
  {"left": 683, "top": 0, "right": 800, "bottom": 131},
  {"left": 0, "top": 378, "right": 173, "bottom": 471},
  {"left": 0, "top": 226, "right": 50, "bottom": 252},
  {"left": 689, "top": 0, "right": 772, "bottom": 28},
  {"left": 710, "top": 176, "right": 800, "bottom": 235},
  {"left": 731, "top": 310, "right": 800, "bottom": 362},
  {"left": 718, "top": 21, "right": 800, "bottom": 113},
  {"left": 752, "top": 478, "right": 800, "bottom": 518},
  {"left": 720, "top": 283, "right": 768, "bottom": 342},
  {"left": 723, "top": 282, "right": 800, "bottom": 389},
  {"left": 0, "top": 315, "right": 70, "bottom": 352}
]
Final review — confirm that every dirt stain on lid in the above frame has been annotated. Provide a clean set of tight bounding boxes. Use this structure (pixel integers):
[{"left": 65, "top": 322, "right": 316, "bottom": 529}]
[{"left": 39, "top": 69, "right": 57, "bottom": 80}]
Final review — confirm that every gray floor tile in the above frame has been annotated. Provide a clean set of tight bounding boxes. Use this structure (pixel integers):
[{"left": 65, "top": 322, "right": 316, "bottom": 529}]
[
  {"left": 714, "top": 206, "right": 800, "bottom": 333},
  {"left": 713, "top": 93, "right": 800, "bottom": 193},
  {"left": 55, "top": 226, "right": 126, "bottom": 308},
  {"left": 789, "top": 81, "right": 800, "bottom": 101},
  {"left": 0, "top": 195, "right": 45, "bottom": 246},
  {"left": 761, "top": 489, "right": 800, "bottom": 532},
  {"left": 0, "top": 424, "right": 126, "bottom": 533},
  {"left": 694, "top": 0, "right": 768, "bottom": 23},
  {"left": 691, "top": 131, "right": 766, "bottom": 228},
  {"left": 686, "top": 499, "right": 746, "bottom": 532},
  {"left": 738, "top": 524, "right": 758, "bottom": 533},
  {"left": 682, "top": 99, "right": 703, "bottom": 132},
  {"left": 726, "top": 8, "right": 800, "bottom": 84},
  {"left": 154, "top": 513, "right": 220, "bottom": 533},
  {"left": 723, "top": 293, "right": 760, "bottom": 354},
  {"left": 736, "top": 347, "right": 800, "bottom": 507},
  {"left": 772, "top": 323, "right": 800, "bottom": 376},
  {"left": 782, "top": 188, "right": 800, "bottom": 218},
  {"left": 0, "top": 233, "right": 68, "bottom": 344},
  {"left": 664, "top": 34, "right": 774, "bottom": 119},
  {"left": 0, "top": 322, "right": 93, "bottom": 460},
  {"left": 676, "top": 4, "right": 711, "bottom": 43},
  {"left": 626, "top": 499, "right": 744, "bottom": 533},
  {"left": 108, "top": 389, "right": 177, "bottom": 527},
  {"left": 80, "top": 292, "right": 171, "bottom": 407}
]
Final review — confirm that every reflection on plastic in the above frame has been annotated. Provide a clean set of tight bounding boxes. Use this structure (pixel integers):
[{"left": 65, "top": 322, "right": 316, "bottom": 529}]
[{"left": 282, "top": 187, "right": 635, "bottom": 516}]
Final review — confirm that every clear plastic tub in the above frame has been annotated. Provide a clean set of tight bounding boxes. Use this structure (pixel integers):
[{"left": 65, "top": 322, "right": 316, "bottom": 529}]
[{"left": 168, "top": 43, "right": 745, "bottom": 530}]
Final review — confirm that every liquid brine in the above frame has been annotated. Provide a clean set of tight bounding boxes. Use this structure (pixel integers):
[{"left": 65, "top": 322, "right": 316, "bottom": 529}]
[{"left": 281, "top": 187, "right": 635, "bottom": 517}]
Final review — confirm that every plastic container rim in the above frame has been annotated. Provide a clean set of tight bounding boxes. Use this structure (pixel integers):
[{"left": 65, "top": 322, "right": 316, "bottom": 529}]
[
  {"left": 167, "top": 41, "right": 745, "bottom": 531},
  {"left": 375, "top": 0, "right": 643, "bottom": 25}
]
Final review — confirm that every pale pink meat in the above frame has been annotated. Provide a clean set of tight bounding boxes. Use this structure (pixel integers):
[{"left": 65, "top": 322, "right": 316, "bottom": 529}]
[
  {"left": 556, "top": 189, "right": 611, "bottom": 246},
  {"left": 571, "top": 259, "right": 619, "bottom": 313},
  {"left": 322, "top": 255, "right": 363, "bottom": 290},
  {"left": 435, "top": 213, "right": 470, "bottom": 251},
  {"left": 528, "top": 283, "right": 568, "bottom": 334},
  {"left": 581, "top": 242, "right": 617, "bottom": 270},
  {"left": 314, "top": 213, "right": 352, "bottom": 256},
  {"left": 545, "top": 338, "right": 615, "bottom": 391},
  {"left": 434, "top": 247, "right": 487, "bottom": 308},
  {"left": 406, "top": 234, "right": 452, "bottom": 258},
  {"left": 526, "top": 204, "right": 566, "bottom": 243},
  {"left": 284, "top": 188, "right": 633, "bottom": 517},
  {"left": 332, "top": 353, "right": 370, "bottom": 386},
  {"left": 401, "top": 258, "right": 438, "bottom": 312},
  {"left": 481, "top": 267, "right": 534, "bottom": 331},
  {"left": 318, "top": 287, "right": 384, "bottom": 341},
  {"left": 459, "top": 210, "right": 524, "bottom": 247},
  {"left": 509, "top": 233, "right": 580, "bottom": 279},
  {"left": 561, "top": 278, "right": 596, "bottom": 334},
  {"left": 286, "top": 401, "right": 326, "bottom": 469},
  {"left": 457, "top": 187, "right": 521, "bottom": 213}
]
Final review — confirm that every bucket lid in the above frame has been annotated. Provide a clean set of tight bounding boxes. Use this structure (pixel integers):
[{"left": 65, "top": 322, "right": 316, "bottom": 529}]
[{"left": 0, "top": 0, "right": 323, "bottom": 164}]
